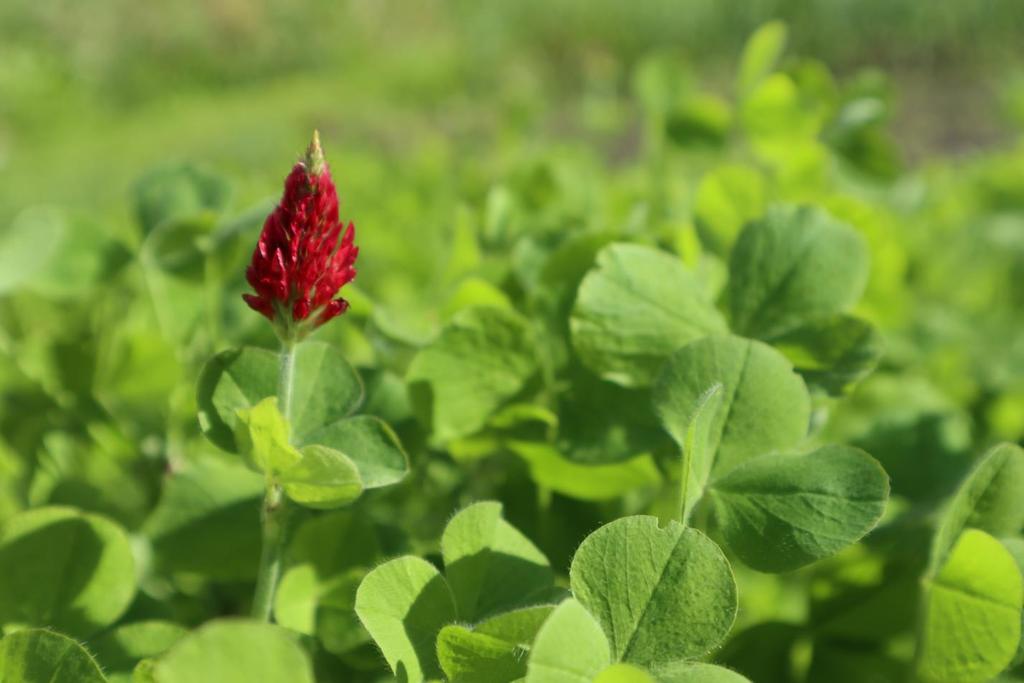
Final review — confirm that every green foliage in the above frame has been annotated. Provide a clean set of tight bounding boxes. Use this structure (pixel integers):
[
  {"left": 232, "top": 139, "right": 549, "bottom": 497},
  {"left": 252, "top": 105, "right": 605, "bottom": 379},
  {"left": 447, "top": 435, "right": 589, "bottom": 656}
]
[
  {"left": 0, "top": 507, "right": 135, "bottom": 637},
  {"left": 0, "top": 628, "right": 107, "bottom": 683},
  {"left": 2, "top": 11, "right": 1023, "bottom": 682},
  {"left": 569, "top": 516, "right": 737, "bottom": 666}
]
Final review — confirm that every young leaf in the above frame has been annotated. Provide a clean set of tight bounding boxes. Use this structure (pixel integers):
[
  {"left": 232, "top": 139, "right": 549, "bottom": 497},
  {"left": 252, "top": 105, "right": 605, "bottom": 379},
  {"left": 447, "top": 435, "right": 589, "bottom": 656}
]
[
  {"left": 726, "top": 204, "right": 869, "bottom": 340},
  {"left": 693, "top": 164, "right": 766, "bottom": 255},
  {"left": 525, "top": 599, "right": 610, "bottom": 683},
  {"left": 570, "top": 243, "right": 727, "bottom": 387},
  {"left": 298, "top": 415, "right": 408, "bottom": 489},
  {"left": 930, "top": 442, "right": 1024, "bottom": 572},
  {"left": 594, "top": 663, "right": 655, "bottom": 682},
  {"left": 436, "top": 606, "right": 552, "bottom": 683},
  {"left": 915, "top": 529, "right": 1023, "bottom": 683},
  {"left": 407, "top": 306, "right": 539, "bottom": 444},
  {"left": 569, "top": 516, "right": 737, "bottom": 667},
  {"left": 0, "top": 628, "right": 108, "bottom": 683},
  {"left": 0, "top": 507, "right": 135, "bottom": 637},
  {"left": 708, "top": 445, "right": 889, "bottom": 572},
  {"left": 653, "top": 335, "right": 811, "bottom": 484},
  {"left": 355, "top": 556, "right": 458, "bottom": 681},
  {"left": 509, "top": 442, "right": 662, "bottom": 502},
  {"left": 234, "top": 397, "right": 302, "bottom": 475},
  {"left": 279, "top": 445, "right": 363, "bottom": 509},
  {"left": 678, "top": 383, "right": 724, "bottom": 522},
  {"left": 143, "top": 619, "right": 314, "bottom": 683},
  {"left": 736, "top": 20, "right": 788, "bottom": 97},
  {"left": 441, "top": 501, "right": 554, "bottom": 621},
  {"left": 771, "top": 314, "right": 883, "bottom": 396},
  {"left": 197, "top": 342, "right": 363, "bottom": 453}
]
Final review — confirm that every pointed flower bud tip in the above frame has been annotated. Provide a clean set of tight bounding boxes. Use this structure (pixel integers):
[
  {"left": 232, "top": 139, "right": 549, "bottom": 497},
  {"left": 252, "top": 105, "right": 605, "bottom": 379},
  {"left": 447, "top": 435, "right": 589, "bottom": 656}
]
[
  {"left": 243, "top": 135, "right": 358, "bottom": 340},
  {"left": 304, "top": 130, "right": 326, "bottom": 176}
]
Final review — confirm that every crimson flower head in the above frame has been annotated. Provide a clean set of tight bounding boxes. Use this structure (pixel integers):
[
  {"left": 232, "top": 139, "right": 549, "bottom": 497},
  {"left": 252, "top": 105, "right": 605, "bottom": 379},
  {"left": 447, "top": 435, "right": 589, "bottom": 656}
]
[{"left": 243, "top": 131, "right": 358, "bottom": 340}]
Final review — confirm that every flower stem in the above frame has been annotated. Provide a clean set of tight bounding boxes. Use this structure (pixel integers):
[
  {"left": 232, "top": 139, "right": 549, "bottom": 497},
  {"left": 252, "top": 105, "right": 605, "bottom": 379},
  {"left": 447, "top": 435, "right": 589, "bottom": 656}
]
[
  {"left": 251, "top": 483, "right": 288, "bottom": 620},
  {"left": 251, "top": 341, "right": 297, "bottom": 621}
]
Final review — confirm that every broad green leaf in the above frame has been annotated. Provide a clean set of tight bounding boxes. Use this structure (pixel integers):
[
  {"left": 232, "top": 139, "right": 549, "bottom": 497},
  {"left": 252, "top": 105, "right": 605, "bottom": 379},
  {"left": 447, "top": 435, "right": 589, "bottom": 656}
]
[
  {"left": 653, "top": 335, "right": 811, "bottom": 483},
  {"left": 197, "top": 341, "right": 363, "bottom": 453},
  {"left": 1001, "top": 537, "right": 1024, "bottom": 668},
  {"left": 510, "top": 442, "right": 662, "bottom": 502},
  {"left": 726, "top": 204, "right": 869, "bottom": 340},
  {"left": 525, "top": 599, "right": 610, "bottom": 683},
  {"left": 931, "top": 442, "right": 1024, "bottom": 571},
  {"left": 143, "top": 459, "right": 263, "bottom": 581},
  {"left": 234, "top": 397, "right": 302, "bottom": 475},
  {"left": 280, "top": 445, "right": 363, "bottom": 509},
  {"left": 133, "top": 164, "right": 230, "bottom": 235},
  {"left": 693, "top": 165, "right": 766, "bottom": 255},
  {"left": 772, "top": 315, "right": 883, "bottom": 396},
  {"left": 654, "top": 662, "right": 753, "bottom": 683},
  {"left": 441, "top": 501, "right": 554, "bottom": 621},
  {"left": 144, "top": 619, "right": 313, "bottom": 683},
  {"left": 88, "top": 621, "right": 188, "bottom": 674},
  {"left": 355, "top": 556, "right": 457, "bottom": 681},
  {"left": 736, "top": 21, "right": 788, "bottom": 97},
  {"left": 594, "top": 663, "right": 655, "bottom": 682},
  {"left": 570, "top": 243, "right": 727, "bottom": 387},
  {"left": 0, "top": 628, "right": 107, "bottom": 683},
  {"left": 709, "top": 445, "right": 889, "bottom": 572},
  {"left": 0, "top": 507, "right": 135, "bottom": 636},
  {"left": 407, "top": 306, "right": 538, "bottom": 444},
  {"left": 916, "top": 529, "right": 1023, "bottom": 683},
  {"left": 299, "top": 415, "right": 408, "bottom": 489},
  {"left": 436, "top": 606, "right": 552, "bottom": 683},
  {"left": 569, "top": 516, "right": 737, "bottom": 667}
]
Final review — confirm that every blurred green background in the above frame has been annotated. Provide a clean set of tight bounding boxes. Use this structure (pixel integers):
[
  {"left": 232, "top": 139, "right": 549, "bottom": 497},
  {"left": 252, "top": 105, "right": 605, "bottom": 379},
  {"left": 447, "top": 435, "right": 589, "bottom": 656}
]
[{"left": 3, "top": 0, "right": 1024, "bottom": 222}]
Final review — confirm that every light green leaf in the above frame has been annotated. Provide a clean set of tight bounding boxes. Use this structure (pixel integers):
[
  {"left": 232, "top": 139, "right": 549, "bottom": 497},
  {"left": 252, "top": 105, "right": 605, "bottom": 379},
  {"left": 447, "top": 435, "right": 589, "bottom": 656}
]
[
  {"left": 0, "top": 628, "right": 107, "bottom": 683},
  {"left": 1001, "top": 537, "right": 1024, "bottom": 668},
  {"left": 736, "top": 21, "right": 788, "bottom": 97},
  {"left": 931, "top": 442, "right": 1024, "bottom": 571},
  {"left": 407, "top": 306, "right": 539, "bottom": 444},
  {"left": 234, "top": 397, "right": 302, "bottom": 475},
  {"left": 0, "top": 207, "right": 65, "bottom": 294},
  {"left": 570, "top": 243, "right": 728, "bottom": 387},
  {"left": 441, "top": 501, "right": 554, "bottom": 621},
  {"left": 678, "top": 384, "right": 724, "bottom": 522},
  {"left": 197, "top": 341, "right": 363, "bottom": 453},
  {"left": 693, "top": 165, "right": 766, "bottom": 255},
  {"left": 709, "top": 445, "right": 889, "bottom": 572},
  {"left": 510, "top": 442, "right": 662, "bottom": 502},
  {"left": 653, "top": 335, "right": 811, "bottom": 483},
  {"left": 916, "top": 529, "right": 1023, "bottom": 683},
  {"left": 595, "top": 663, "right": 655, "bottom": 682},
  {"left": 525, "top": 599, "right": 610, "bottom": 683},
  {"left": 144, "top": 619, "right": 313, "bottom": 683},
  {"left": 653, "top": 662, "right": 753, "bottom": 683},
  {"left": 88, "top": 621, "right": 188, "bottom": 674},
  {"left": 0, "top": 507, "right": 135, "bottom": 637},
  {"left": 771, "top": 315, "right": 883, "bottom": 396},
  {"left": 569, "top": 516, "right": 737, "bottom": 667},
  {"left": 727, "top": 204, "right": 869, "bottom": 340},
  {"left": 436, "top": 606, "right": 552, "bottom": 683},
  {"left": 355, "top": 556, "right": 458, "bottom": 682},
  {"left": 143, "top": 459, "right": 264, "bottom": 581},
  {"left": 299, "top": 415, "right": 408, "bottom": 489},
  {"left": 280, "top": 445, "right": 363, "bottom": 509}
]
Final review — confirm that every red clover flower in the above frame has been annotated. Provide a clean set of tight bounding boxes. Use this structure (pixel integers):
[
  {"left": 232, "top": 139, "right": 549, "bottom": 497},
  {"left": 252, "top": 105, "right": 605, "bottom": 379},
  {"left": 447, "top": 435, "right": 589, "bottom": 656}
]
[{"left": 243, "top": 131, "right": 358, "bottom": 340}]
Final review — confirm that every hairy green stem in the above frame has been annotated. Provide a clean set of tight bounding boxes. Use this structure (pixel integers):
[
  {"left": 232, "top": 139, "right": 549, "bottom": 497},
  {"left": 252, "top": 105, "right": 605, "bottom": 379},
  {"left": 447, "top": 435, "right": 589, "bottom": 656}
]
[{"left": 251, "top": 341, "right": 297, "bottom": 621}]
